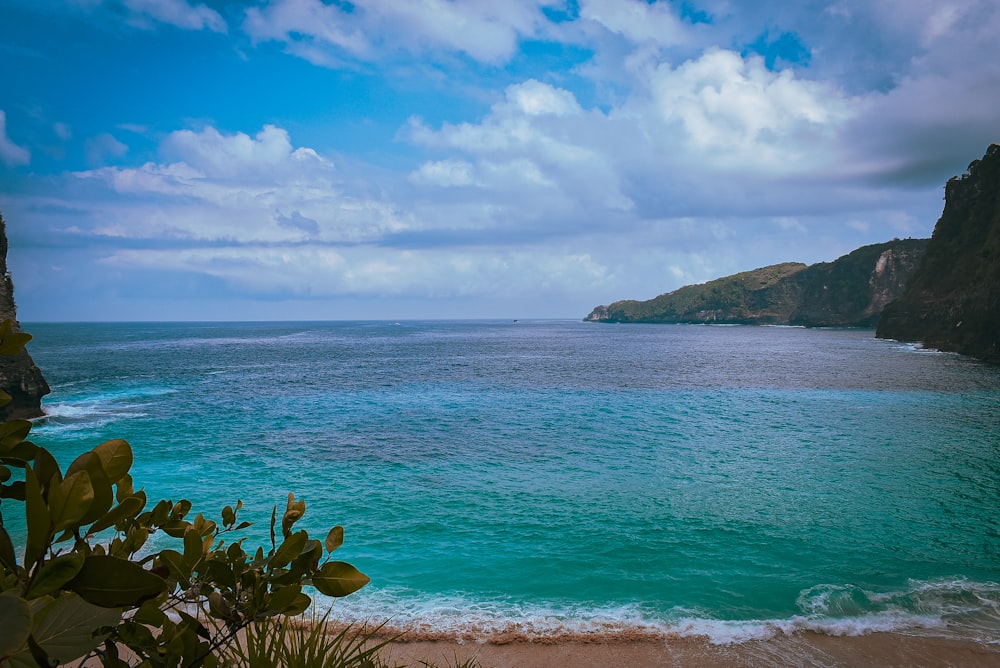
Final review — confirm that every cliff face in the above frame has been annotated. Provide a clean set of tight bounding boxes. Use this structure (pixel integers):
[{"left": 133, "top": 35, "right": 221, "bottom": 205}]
[
  {"left": 0, "top": 213, "right": 50, "bottom": 419},
  {"left": 585, "top": 238, "right": 928, "bottom": 327},
  {"left": 789, "top": 239, "right": 929, "bottom": 327},
  {"left": 876, "top": 144, "right": 1000, "bottom": 362}
]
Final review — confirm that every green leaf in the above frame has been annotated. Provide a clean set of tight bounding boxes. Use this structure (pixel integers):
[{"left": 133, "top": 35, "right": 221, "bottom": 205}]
[
  {"left": 325, "top": 526, "right": 344, "bottom": 553},
  {"left": 285, "top": 592, "right": 311, "bottom": 616},
  {"left": 1, "top": 440, "right": 39, "bottom": 463},
  {"left": 265, "top": 585, "right": 303, "bottom": 614},
  {"left": 281, "top": 493, "right": 306, "bottom": 538},
  {"left": 170, "top": 499, "right": 192, "bottom": 520},
  {"left": 65, "top": 452, "right": 113, "bottom": 526},
  {"left": 0, "top": 525, "right": 17, "bottom": 572},
  {"left": 310, "top": 561, "right": 370, "bottom": 598},
  {"left": 161, "top": 519, "right": 192, "bottom": 538},
  {"left": 270, "top": 530, "right": 308, "bottom": 569},
  {"left": 47, "top": 471, "right": 94, "bottom": 534},
  {"left": 269, "top": 505, "right": 277, "bottom": 552},
  {"left": 88, "top": 494, "right": 146, "bottom": 536},
  {"left": 0, "top": 319, "right": 32, "bottom": 355},
  {"left": 157, "top": 548, "right": 192, "bottom": 585},
  {"left": 201, "top": 558, "right": 235, "bottom": 591},
  {"left": 32, "top": 448, "right": 62, "bottom": 491},
  {"left": 119, "top": 525, "right": 149, "bottom": 557},
  {"left": 207, "top": 591, "right": 231, "bottom": 620},
  {"left": 222, "top": 505, "right": 236, "bottom": 527},
  {"left": 0, "top": 480, "right": 25, "bottom": 500},
  {"left": 26, "top": 592, "right": 122, "bottom": 663},
  {"left": 66, "top": 556, "right": 168, "bottom": 608},
  {"left": 23, "top": 467, "right": 52, "bottom": 570},
  {"left": 183, "top": 528, "right": 204, "bottom": 568},
  {"left": 0, "top": 419, "right": 32, "bottom": 452},
  {"left": 114, "top": 473, "right": 135, "bottom": 502},
  {"left": 132, "top": 599, "right": 167, "bottom": 627},
  {"left": 0, "top": 389, "right": 11, "bottom": 408},
  {"left": 0, "top": 591, "right": 32, "bottom": 657},
  {"left": 148, "top": 499, "right": 171, "bottom": 527},
  {"left": 291, "top": 539, "right": 323, "bottom": 574},
  {"left": 26, "top": 552, "right": 86, "bottom": 600},
  {"left": 25, "top": 635, "right": 52, "bottom": 668},
  {"left": 93, "top": 439, "right": 133, "bottom": 485}
]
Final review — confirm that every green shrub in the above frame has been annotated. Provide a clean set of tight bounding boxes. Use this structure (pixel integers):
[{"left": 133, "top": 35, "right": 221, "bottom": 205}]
[{"left": 220, "top": 609, "right": 397, "bottom": 668}]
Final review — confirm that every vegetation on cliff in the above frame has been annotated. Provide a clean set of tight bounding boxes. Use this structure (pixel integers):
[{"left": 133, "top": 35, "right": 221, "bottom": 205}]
[
  {"left": 0, "top": 213, "right": 49, "bottom": 420},
  {"left": 586, "top": 238, "right": 928, "bottom": 327},
  {"left": 877, "top": 144, "right": 1000, "bottom": 362}
]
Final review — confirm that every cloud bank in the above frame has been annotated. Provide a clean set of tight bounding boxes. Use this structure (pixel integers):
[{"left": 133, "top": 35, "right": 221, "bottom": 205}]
[{"left": 1, "top": 0, "right": 998, "bottom": 320}]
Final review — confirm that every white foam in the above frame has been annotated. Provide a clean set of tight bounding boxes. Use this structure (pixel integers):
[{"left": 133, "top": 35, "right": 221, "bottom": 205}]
[{"left": 311, "top": 578, "right": 1000, "bottom": 645}]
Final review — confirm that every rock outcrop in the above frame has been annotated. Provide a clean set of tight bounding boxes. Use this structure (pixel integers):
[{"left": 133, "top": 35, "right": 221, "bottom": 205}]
[
  {"left": 0, "top": 213, "right": 50, "bottom": 419},
  {"left": 585, "top": 238, "right": 928, "bottom": 327},
  {"left": 876, "top": 145, "right": 1000, "bottom": 362}
]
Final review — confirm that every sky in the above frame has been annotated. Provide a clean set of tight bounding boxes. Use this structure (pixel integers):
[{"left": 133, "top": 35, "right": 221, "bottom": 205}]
[{"left": 1, "top": 0, "right": 999, "bottom": 321}]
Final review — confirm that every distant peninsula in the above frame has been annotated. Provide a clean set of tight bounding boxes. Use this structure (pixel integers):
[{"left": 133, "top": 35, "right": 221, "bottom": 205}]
[
  {"left": 584, "top": 238, "right": 928, "bottom": 327},
  {"left": 877, "top": 144, "right": 1000, "bottom": 362}
]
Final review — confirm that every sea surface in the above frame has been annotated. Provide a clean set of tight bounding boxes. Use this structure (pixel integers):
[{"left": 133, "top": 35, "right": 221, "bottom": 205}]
[{"left": 17, "top": 321, "right": 1000, "bottom": 644}]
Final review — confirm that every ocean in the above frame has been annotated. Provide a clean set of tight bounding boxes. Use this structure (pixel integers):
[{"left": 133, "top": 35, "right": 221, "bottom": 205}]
[{"left": 18, "top": 320, "right": 1000, "bottom": 645}]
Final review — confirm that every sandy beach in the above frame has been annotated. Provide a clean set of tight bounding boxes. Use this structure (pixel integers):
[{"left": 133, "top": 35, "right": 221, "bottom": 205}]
[{"left": 381, "top": 632, "right": 1000, "bottom": 668}]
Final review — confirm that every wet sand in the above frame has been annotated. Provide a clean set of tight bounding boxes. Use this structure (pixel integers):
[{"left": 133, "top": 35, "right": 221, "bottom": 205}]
[{"left": 381, "top": 633, "right": 1000, "bottom": 667}]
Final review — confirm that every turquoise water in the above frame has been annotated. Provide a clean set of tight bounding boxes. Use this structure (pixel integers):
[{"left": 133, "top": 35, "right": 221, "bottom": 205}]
[{"left": 17, "top": 321, "right": 1000, "bottom": 643}]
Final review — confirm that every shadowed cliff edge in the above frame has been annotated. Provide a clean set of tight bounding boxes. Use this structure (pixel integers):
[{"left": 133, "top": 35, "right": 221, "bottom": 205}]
[
  {"left": 0, "top": 212, "right": 50, "bottom": 418},
  {"left": 585, "top": 238, "right": 928, "bottom": 327},
  {"left": 876, "top": 144, "right": 1000, "bottom": 363}
]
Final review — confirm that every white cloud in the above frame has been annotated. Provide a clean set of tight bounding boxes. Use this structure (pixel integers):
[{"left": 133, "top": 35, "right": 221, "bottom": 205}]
[
  {"left": 407, "top": 49, "right": 860, "bottom": 227},
  {"left": 409, "top": 159, "right": 478, "bottom": 187},
  {"left": 922, "top": 5, "right": 963, "bottom": 45},
  {"left": 122, "top": 0, "right": 226, "bottom": 31},
  {"left": 0, "top": 111, "right": 31, "bottom": 167},
  {"left": 507, "top": 79, "right": 582, "bottom": 116},
  {"left": 85, "top": 132, "right": 129, "bottom": 166},
  {"left": 408, "top": 81, "right": 633, "bottom": 215},
  {"left": 53, "top": 122, "right": 72, "bottom": 141},
  {"left": 579, "top": 0, "right": 686, "bottom": 46},
  {"left": 161, "top": 124, "right": 328, "bottom": 180},
  {"left": 244, "top": 0, "right": 556, "bottom": 64},
  {"left": 243, "top": 0, "right": 370, "bottom": 58},
  {"left": 100, "top": 245, "right": 613, "bottom": 299},
  {"left": 637, "top": 48, "right": 855, "bottom": 169},
  {"left": 73, "top": 124, "right": 405, "bottom": 244}
]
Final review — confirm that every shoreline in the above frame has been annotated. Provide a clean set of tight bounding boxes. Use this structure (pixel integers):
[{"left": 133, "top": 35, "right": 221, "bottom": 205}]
[{"left": 377, "top": 631, "right": 1000, "bottom": 667}]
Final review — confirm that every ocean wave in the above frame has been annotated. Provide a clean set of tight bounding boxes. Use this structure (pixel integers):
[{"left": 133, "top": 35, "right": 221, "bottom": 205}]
[
  {"left": 315, "top": 578, "right": 1000, "bottom": 645},
  {"left": 33, "top": 386, "right": 174, "bottom": 433}
]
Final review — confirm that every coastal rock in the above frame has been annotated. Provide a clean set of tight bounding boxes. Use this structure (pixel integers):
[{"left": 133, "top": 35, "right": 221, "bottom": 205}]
[
  {"left": 585, "top": 239, "right": 927, "bottom": 327},
  {"left": 0, "top": 213, "right": 50, "bottom": 419},
  {"left": 876, "top": 144, "right": 1000, "bottom": 362}
]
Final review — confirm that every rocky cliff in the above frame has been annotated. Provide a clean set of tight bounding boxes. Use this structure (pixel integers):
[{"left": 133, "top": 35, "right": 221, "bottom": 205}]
[
  {"left": 876, "top": 145, "right": 1000, "bottom": 362},
  {"left": 585, "top": 238, "right": 928, "bottom": 327},
  {"left": 0, "top": 213, "right": 50, "bottom": 419}
]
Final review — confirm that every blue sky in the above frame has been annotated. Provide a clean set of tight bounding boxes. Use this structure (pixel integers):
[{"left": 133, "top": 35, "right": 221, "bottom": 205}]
[{"left": 1, "top": 0, "right": 999, "bottom": 321}]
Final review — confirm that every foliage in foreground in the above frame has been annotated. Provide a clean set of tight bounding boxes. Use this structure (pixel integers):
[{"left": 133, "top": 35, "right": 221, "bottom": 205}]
[
  {"left": 221, "top": 609, "right": 397, "bottom": 668},
  {"left": 0, "top": 322, "right": 370, "bottom": 666}
]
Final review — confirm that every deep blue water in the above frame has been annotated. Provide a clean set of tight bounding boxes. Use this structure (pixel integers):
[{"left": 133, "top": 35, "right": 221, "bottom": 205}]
[{"left": 16, "top": 321, "right": 1000, "bottom": 643}]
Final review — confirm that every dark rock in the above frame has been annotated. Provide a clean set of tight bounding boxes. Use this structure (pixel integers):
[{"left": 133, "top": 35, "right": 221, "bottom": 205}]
[
  {"left": 0, "top": 212, "right": 50, "bottom": 419},
  {"left": 876, "top": 144, "right": 1000, "bottom": 362},
  {"left": 585, "top": 238, "right": 927, "bottom": 327}
]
